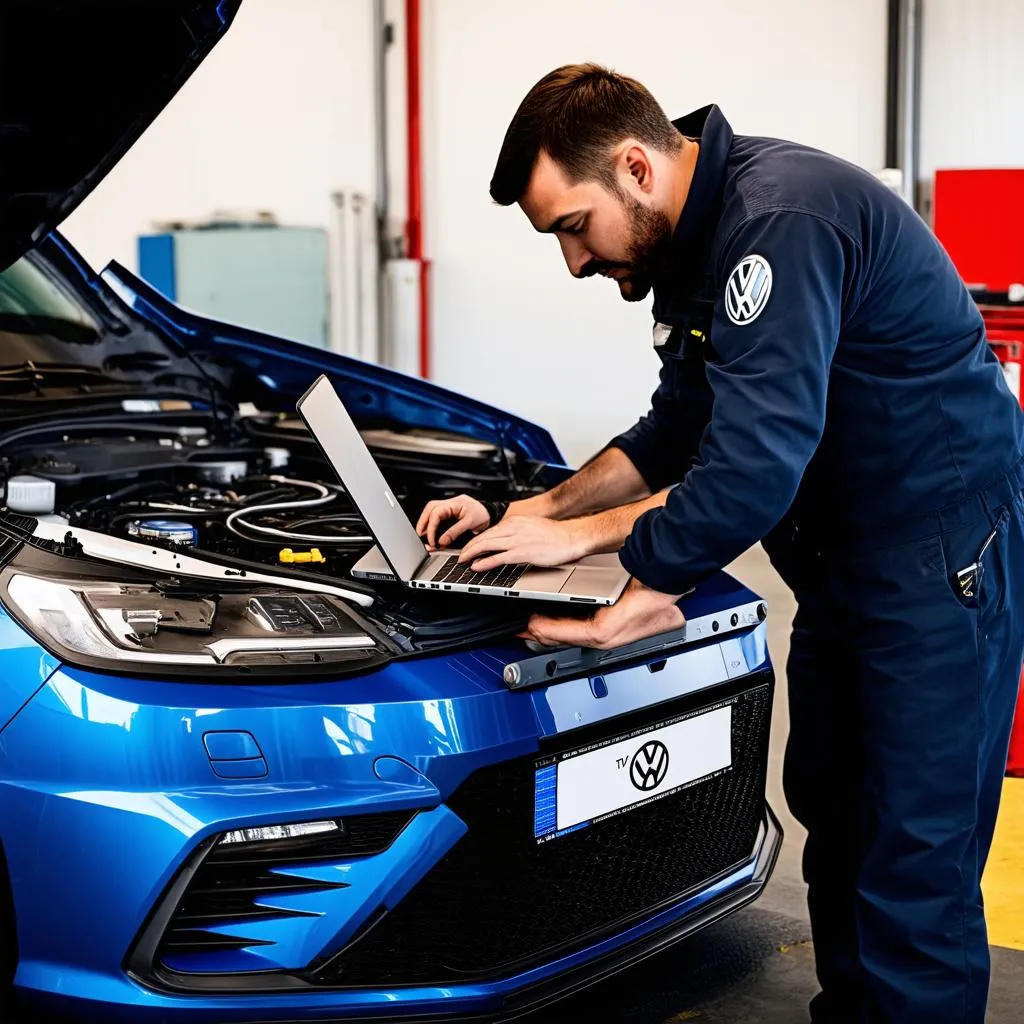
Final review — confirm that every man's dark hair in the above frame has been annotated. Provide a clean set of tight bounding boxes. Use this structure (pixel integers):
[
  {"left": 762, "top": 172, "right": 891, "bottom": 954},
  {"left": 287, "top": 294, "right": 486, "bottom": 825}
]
[{"left": 489, "top": 63, "right": 681, "bottom": 206}]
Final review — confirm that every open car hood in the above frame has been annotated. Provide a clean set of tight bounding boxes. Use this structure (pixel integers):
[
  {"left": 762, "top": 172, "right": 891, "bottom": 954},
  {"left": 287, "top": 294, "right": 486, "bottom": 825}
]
[{"left": 0, "top": 0, "right": 240, "bottom": 272}]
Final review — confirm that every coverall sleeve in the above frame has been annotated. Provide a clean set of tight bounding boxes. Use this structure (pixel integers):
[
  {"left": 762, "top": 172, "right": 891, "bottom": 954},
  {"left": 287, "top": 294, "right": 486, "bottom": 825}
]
[
  {"left": 618, "top": 211, "right": 855, "bottom": 595},
  {"left": 608, "top": 336, "right": 715, "bottom": 492}
]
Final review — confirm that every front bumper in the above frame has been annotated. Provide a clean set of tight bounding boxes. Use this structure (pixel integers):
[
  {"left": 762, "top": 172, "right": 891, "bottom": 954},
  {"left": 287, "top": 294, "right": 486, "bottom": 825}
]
[
  {"left": 0, "top": 576, "right": 778, "bottom": 1022},
  {"left": 22, "top": 810, "right": 782, "bottom": 1024}
]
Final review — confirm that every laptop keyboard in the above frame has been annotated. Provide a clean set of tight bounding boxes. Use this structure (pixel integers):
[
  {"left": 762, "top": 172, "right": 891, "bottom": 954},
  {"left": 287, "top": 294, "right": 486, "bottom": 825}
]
[{"left": 431, "top": 555, "right": 529, "bottom": 589}]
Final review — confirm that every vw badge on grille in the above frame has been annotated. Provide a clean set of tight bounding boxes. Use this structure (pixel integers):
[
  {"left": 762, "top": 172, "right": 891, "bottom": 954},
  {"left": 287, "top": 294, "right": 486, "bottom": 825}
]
[{"left": 629, "top": 740, "right": 670, "bottom": 791}]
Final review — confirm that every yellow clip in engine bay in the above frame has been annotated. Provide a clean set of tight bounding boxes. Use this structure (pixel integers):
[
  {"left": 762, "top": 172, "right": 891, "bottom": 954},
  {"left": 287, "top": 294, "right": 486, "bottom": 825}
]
[{"left": 279, "top": 548, "right": 326, "bottom": 564}]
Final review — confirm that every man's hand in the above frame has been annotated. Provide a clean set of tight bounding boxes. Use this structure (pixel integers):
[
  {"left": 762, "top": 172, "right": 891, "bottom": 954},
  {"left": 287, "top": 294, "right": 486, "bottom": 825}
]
[
  {"left": 416, "top": 495, "right": 491, "bottom": 549},
  {"left": 522, "top": 579, "right": 686, "bottom": 649},
  {"left": 459, "top": 516, "right": 588, "bottom": 570}
]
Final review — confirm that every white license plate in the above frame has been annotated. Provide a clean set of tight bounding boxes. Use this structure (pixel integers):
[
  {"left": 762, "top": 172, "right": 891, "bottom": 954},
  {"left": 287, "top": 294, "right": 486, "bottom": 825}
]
[{"left": 543, "top": 705, "right": 733, "bottom": 837}]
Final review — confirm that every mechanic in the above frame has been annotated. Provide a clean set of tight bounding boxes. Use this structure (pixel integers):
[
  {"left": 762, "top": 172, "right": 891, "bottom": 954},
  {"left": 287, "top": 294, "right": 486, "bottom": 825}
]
[{"left": 416, "top": 65, "right": 1024, "bottom": 1024}]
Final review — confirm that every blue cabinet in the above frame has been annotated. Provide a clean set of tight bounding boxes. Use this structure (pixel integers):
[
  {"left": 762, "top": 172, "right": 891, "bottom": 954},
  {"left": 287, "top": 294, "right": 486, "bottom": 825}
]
[{"left": 138, "top": 225, "right": 329, "bottom": 348}]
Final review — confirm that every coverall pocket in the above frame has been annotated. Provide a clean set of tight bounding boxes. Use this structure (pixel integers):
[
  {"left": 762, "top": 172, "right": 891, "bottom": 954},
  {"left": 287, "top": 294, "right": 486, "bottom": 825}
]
[{"left": 938, "top": 507, "right": 1011, "bottom": 612}]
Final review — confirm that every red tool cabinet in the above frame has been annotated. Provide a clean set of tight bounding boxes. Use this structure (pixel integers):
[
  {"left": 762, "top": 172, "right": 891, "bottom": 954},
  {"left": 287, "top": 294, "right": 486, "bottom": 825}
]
[
  {"left": 933, "top": 169, "right": 1024, "bottom": 295},
  {"left": 1008, "top": 670, "right": 1024, "bottom": 778},
  {"left": 933, "top": 170, "right": 1024, "bottom": 774}
]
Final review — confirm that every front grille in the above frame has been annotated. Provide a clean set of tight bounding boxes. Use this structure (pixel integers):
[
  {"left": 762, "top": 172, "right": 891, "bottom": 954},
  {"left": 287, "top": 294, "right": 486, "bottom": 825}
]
[
  {"left": 323, "top": 675, "right": 772, "bottom": 986},
  {"left": 158, "top": 810, "right": 414, "bottom": 964}
]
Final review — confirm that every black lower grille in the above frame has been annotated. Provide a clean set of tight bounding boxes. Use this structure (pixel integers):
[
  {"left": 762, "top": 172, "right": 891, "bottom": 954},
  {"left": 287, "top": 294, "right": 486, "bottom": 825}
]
[
  {"left": 159, "top": 810, "right": 414, "bottom": 962},
  {"left": 323, "top": 675, "right": 773, "bottom": 986}
]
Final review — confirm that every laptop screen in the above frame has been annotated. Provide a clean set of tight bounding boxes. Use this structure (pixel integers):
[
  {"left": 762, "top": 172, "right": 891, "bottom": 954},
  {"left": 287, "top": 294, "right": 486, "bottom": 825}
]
[{"left": 296, "top": 375, "right": 428, "bottom": 581}]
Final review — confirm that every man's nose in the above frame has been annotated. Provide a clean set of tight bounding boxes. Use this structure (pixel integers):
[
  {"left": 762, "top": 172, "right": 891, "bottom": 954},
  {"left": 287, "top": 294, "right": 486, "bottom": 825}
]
[{"left": 558, "top": 236, "right": 591, "bottom": 278}]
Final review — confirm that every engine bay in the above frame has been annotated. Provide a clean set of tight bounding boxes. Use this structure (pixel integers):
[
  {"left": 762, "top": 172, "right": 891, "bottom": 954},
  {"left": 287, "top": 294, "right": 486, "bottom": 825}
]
[
  {"left": 0, "top": 234, "right": 584, "bottom": 679},
  {"left": 0, "top": 407, "right": 553, "bottom": 670},
  {"left": 4, "top": 410, "right": 537, "bottom": 563}
]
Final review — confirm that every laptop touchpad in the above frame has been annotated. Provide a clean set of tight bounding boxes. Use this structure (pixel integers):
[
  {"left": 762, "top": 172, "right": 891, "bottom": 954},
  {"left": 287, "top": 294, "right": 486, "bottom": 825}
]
[
  {"left": 559, "top": 566, "right": 625, "bottom": 597},
  {"left": 517, "top": 567, "right": 573, "bottom": 591}
]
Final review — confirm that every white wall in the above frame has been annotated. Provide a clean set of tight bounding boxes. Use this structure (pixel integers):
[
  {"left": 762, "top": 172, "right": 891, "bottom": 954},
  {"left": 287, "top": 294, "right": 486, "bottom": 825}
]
[
  {"left": 920, "top": 0, "right": 1024, "bottom": 180},
  {"left": 59, "top": 0, "right": 888, "bottom": 466},
  {"left": 423, "top": 0, "right": 889, "bottom": 465}
]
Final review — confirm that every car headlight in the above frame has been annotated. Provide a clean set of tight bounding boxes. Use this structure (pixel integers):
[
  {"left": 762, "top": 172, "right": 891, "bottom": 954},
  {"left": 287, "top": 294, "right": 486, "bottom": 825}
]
[{"left": 1, "top": 572, "right": 380, "bottom": 675}]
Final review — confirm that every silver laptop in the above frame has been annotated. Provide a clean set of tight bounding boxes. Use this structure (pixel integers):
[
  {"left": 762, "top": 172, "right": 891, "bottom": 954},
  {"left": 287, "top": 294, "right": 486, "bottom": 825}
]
[{"left": 295, "top": 375, "right": 630, "bottom": 605}]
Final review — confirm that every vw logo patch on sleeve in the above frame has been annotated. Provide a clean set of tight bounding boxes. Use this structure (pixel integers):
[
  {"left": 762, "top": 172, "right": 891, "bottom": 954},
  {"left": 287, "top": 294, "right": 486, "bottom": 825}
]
[{"left": 725, "top": 254, "right": 773, "bottom": 325}]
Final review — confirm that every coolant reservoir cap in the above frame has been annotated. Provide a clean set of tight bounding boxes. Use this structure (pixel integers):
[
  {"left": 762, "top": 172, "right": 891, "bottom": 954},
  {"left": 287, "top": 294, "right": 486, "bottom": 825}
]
[
  {"left": 5, "top": 475, "right": 56, "bottom": 515},
  {"left": 198, "top": 461, "right": 247, "bottom": 484},
  {"left": 128, "top": 519, "right": 198, "bottom": 546}
]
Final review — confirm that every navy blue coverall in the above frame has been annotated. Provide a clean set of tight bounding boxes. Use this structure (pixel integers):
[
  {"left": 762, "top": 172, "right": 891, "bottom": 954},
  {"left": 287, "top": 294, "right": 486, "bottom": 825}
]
[{"left": 612, "top": 106, "right": 1024, "bottom": 1023}]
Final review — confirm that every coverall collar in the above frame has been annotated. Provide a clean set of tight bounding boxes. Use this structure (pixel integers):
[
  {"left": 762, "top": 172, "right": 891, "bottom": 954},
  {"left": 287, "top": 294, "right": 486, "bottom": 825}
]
[{"left": 670, "top": 105, "right": 733, "bottom": 262}]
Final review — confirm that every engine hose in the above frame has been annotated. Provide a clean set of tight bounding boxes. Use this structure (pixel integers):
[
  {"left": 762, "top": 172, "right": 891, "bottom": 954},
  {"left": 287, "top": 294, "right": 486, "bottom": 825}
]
[
  {"left": 224, "top": 476, "right": 372, "bottom": 545},
  {"left": 72, "top": 480, "right": 170, "bottom": 511},
  {"left": 286, "top": 514, "right": 365, "bottom": 530}
]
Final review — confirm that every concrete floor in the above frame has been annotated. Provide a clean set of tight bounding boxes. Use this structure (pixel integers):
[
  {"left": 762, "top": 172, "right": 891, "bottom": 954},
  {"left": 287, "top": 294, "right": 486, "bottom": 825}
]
[{"left": 529, "top": 546, "right": 1024, "bottom": 1023}]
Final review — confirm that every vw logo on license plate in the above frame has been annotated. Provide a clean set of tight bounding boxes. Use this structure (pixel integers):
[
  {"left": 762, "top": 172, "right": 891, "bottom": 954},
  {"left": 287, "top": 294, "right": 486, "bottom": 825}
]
[{"left": 629, "top": 739, "right": 670, "bottom": 791}]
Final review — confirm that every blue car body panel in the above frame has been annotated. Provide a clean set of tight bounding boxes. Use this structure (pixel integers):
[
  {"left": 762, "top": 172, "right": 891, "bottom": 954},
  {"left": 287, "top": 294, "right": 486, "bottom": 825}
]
[
  {"left": 0, "top": 611, "right": 62, "bottom": 732},
  {"left": 0, "top": 232, "right": 780, "bottom": 1021},
  {"left": 0, "top": 599, "right": 774, "bottom": 1022}
]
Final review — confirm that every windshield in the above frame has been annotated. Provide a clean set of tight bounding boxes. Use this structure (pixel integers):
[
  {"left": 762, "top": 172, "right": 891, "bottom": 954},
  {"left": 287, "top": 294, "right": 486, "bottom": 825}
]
[
  {"left": 0, "top": 253, "right": 103, "bottom": 348},
  {"left": 0, "top": 241, "right": 227, "bottom": 405}
]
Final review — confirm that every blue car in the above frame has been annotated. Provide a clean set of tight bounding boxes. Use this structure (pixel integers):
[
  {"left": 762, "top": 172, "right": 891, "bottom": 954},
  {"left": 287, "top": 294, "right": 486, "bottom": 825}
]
[{"left": 0, "top": 3, "right": 780, "bottom": 1021}]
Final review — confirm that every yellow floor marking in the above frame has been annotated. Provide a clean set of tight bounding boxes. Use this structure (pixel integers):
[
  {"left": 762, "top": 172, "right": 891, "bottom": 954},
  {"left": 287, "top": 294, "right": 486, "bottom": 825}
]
[{"left": 983, "top": 777, "right": 1024, "bottom": 950}]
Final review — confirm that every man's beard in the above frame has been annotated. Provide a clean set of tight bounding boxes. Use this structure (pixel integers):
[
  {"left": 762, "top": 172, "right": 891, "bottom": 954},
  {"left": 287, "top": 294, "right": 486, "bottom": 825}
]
[
  {"left": 618, "top": 195, "right": 673, "bottom": 302},
  {"left": 579, "top": 195, "right": 673, "bottom": 303}
]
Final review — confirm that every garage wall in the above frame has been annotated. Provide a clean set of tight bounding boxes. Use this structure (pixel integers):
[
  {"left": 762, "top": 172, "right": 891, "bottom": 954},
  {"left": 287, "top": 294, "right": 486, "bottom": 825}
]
[
  {"left": 58, "top": 0, "right": 889, "bottom": 468},
  {"left": 919, "top": 0, "right": 1024, "bottom": 180},
  {"left": 59, "top": 0, "right": 390, "bottom": 359},
  {"left": 423, "top": 0, "right": 889, "bottom": 465}
]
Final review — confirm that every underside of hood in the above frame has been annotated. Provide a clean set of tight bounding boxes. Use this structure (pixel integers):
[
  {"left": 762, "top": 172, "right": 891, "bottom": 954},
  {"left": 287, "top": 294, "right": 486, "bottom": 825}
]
[{"left": 0, "top": 0, "right": 240, "bottom": 271}]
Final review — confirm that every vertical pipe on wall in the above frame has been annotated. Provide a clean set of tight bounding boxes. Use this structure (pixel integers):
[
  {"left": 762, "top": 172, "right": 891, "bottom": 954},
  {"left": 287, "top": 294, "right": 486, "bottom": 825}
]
[
  {"left": 330, "top": 190, "right": 349, "bottom": 355},
  {"left": 887, "top": 0, "right": 924, "bottom": 209},
  {"left": 353, "top": 192, "right": 366, "bottom": 360},
  {"left": 372, "top": 0, "right": 391, "bottom": 365},
  {"left": 885, "top": 0, "right": 901, "bottom": 169},
  {"left": 405, "top": 0, "right": 422, "bottom": 263},
  {"left": 405, "top": 0, "right": 429, "bottom": 378},
  {"left": 902, "top": 0, "right": 923, "bottom": 210}
]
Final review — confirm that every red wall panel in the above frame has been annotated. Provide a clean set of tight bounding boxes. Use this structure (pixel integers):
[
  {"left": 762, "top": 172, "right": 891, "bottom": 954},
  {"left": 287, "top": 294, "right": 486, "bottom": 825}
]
[{"left": 933, "top": 169, "right": 1024, "bottom": 293}]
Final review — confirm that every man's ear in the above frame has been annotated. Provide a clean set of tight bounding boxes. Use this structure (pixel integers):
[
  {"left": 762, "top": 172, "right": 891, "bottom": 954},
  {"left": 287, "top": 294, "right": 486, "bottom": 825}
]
[{"left": 621, "top": 143, "right": 654, "bottom": 195}]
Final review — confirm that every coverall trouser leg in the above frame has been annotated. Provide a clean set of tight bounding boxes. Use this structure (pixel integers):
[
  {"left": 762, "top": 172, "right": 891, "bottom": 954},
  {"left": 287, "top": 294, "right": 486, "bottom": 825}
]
[{"left": 780, "top": 489, "right": 1024, "bottom": 1024}]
